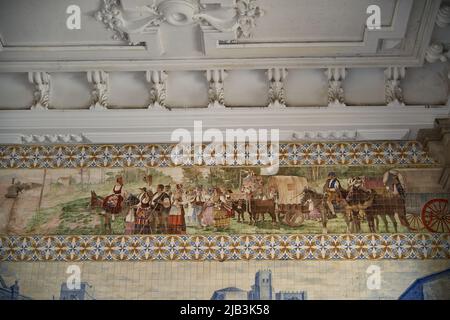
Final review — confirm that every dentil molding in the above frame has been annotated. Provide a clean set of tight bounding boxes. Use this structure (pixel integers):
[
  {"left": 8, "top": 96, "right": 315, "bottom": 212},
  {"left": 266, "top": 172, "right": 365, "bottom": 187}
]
[{"left": 20, "top": 134, "right": 88, "bottom": 144}]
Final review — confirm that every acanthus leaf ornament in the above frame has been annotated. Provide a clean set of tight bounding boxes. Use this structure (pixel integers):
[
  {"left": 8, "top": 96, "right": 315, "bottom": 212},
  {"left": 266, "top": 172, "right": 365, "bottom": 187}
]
[
  {"left": 385, "top": 67, "right": 406, "bottom": 107},
  {"left": 234, "top": 0, "right": 264, "bottom": 38},
  {"left": 28, "top": 72, "right": 51, "bottom": 111},
  {"left": 326, "top": 68, "right": 346, "bottom": 107},
  {"left": 206, "top": 69, "right": 227, "bottom": 108},
  {"left": 146, "top": 70, "right": 169, "bottom": 110},
  {"left": 87, "top": 70, "right": 109, "bottom": 111},
  {"left": 267, "top": 68, "right": 287, "bottom": 108},
  {"left": 95, "top": 0, "right": 165, "bottom": 44},
  {"left": 194, "top": 0, "right": 264, "bottom": 39}
]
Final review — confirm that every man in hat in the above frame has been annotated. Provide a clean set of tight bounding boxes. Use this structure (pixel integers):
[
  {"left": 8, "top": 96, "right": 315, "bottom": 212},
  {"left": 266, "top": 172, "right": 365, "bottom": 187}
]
[
  {"left": 151, "top": 184, "right": 171, "bottom": 233},
  {"left": 138, "top": 187, "right": 148, "bottom": 202},
  {"left": 323, "top": 172, "right": 342, "bottom": 217}
]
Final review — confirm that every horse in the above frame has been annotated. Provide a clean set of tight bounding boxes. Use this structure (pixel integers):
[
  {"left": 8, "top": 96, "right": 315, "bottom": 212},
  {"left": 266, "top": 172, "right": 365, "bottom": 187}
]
[
  {"left": 90, "top": 191, "right": 103, "bottom": 211},
  {"left": 342, "top": 187, "right": 375, "bottom": 233},
  {"left": 297, "top": 188, "right": 329, "bottom": 233},
  {"left": 90, "top": 190, "right": 140, "bottom": 234},
  {"left": 365, "top": 193, "right": 411, "bottom": 233},
  {"left": 233, "top": 199, "right": 277, "bottom": 225},
  {"left": 251, "top": 199, "right": 277, "bottom": 224}
]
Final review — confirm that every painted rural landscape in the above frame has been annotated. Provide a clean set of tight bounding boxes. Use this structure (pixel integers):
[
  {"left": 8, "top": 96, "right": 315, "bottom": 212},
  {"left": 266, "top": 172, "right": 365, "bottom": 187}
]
[{"left": 0, "top": 166, "right": 448, "bottom": 235}]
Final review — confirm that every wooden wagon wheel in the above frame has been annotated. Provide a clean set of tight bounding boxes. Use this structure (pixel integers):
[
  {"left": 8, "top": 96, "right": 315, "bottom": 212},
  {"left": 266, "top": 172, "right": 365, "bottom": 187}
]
[
  {"left": 284, "top": 207, "right": 305, "bottom": 227},
  {"left": 421, "top": 199, "right": 450, "bottom": 233},
  {"left": 405, "top": 212, "right": 424, "bottom": 231}
]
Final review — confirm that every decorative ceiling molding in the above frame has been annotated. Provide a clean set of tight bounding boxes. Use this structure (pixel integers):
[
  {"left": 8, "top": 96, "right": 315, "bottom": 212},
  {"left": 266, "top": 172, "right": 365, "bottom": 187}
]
[
  {"left": 267, "top": 68, "right": 287, "bottom": 109},
  {"left": 95, "top": 0, "right": 164, "bottom": 44},
  {"left": 95, "top": 0, "right": 264, "bottom": 46},
  {"left": 28, "top": 72, "right": 50, "bottom": 111},
  {"left": 0, "top": 0, "right": 441, "bottom": 69},
  {"left": 425, "top": 43, "right": 450, "bottom": 63},
  {"left": 87, "top": 70, "right": 109, "bottom": 111},
  {"left": 0, "top": 106, "right": 447, "bottom": 144},
  {"left": 292, "top": 131, "right": 357, "bottom": 141},
  {"left": 384, "top": 66, "right": 406, "bottom": 107},
  {"left": 146, "top": 70, "right": 169, "bottom": 110},
  {"left": 206, "top": 69, "right": 226, "bottom": 108},
  {"left": 435, "top": 4, "right": 450, "bottom": 28},
  {"left": 326, "top": 68, "right": 346, "bottom": 108},
  {"left": 20, "top": 134, "right": 88, "bottom": 144}
]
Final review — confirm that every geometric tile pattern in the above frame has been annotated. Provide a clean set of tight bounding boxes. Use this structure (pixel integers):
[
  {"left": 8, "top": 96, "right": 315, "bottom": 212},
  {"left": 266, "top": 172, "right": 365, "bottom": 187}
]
[
  {"left": 1, "top": 233, "right": 448, "bottom": 262},
  {"left": 0, "top": 141, "right": 435, "bottom": 169}
]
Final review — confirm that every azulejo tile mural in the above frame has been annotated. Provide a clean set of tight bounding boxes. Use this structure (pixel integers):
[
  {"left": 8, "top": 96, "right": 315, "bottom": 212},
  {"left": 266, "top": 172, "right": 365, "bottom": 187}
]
[
  {"left": 0, "top": 234, "right": 449, "bottom": 262},
  {"left": 0, "top": 141, "right": 449, "bottom": 263},
  {"left": 1, "top": 260, "right": 449, "bottom": 300}
]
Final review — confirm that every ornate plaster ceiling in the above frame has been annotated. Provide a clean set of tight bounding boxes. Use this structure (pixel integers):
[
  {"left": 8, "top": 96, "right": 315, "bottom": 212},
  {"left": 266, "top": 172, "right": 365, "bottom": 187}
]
[{"left": 0, "top": 0, "right": 449, "bottom": 144}]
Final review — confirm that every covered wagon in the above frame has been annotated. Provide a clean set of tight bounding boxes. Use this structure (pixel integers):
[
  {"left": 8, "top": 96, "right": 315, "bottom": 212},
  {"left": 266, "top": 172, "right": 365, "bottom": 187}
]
[{"left": 266, "top": 176, "right": 308, "bottom": 227}]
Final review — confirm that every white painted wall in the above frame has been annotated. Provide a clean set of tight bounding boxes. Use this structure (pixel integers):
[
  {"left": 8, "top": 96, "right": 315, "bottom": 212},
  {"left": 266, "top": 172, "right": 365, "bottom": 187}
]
[
  {"left": 344, "top": 68, "right": 385, "bottom": 106},
  {"left": 0, "top": 73, "right": 33, "bottom": 110},
  {"left": 51, "top": 72, "right": 91, "bottom": 109},
  {"left": 109, "top": 72, "right": 150, "bottom": 109},
  {"left": 165, "top": 71, "right": 209, "bottom": 108},
  {"left": 285, "top": 69, "right": 327, "bottom": 107},
  {"left": 224, "top": 70, "right": 268, "bottom": 107},
  {"left": 403, "top": 63, "right": 449, "bottom": 106}
]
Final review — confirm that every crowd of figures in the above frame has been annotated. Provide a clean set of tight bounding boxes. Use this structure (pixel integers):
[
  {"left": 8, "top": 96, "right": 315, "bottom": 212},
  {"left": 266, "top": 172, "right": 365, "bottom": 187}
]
[
  {"left": 91, "top": 169, "right": 413, "bottom": 234},
  {"left": 91, "top": 177, "right": 238, "bottom": 234}
]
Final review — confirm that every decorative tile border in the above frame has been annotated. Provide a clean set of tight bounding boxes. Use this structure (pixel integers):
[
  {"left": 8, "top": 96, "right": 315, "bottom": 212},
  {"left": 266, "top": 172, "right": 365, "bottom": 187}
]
[
  {"left": 1, "top": 234, "right": 448, "bottom": 262},
  {"left": 0, "top": 141, "right": 435, "bottom": 169}
]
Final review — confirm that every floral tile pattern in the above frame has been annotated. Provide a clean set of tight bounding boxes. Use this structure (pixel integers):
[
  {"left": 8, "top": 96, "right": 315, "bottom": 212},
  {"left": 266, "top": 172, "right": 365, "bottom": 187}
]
[
  {"left": 0, "top": 234, "right": 448, "bottom": 262},
  {"left": 0, "top": 141, "right": 435, "bottom": 169}
]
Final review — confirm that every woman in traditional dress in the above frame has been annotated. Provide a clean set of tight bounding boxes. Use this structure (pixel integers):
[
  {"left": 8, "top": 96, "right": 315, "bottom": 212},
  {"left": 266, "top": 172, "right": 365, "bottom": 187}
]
[
  {"left": 224, "top": 190, "right": 234, "bottom": 218},
  {"left": 168, "top": 184, "right": 187, "bottom": 234},
  {"left": 306, "top": 198, "right": 321, "bottom": 221},
  {"left": 134, "top": 192, "right": 152, "bottom": 234},
  {"left": 212, "top": 188, "right": 231, "bottom": 230},
  {"left": 201, "top": 189, "right": 215, "bottom": 228},
  {"left": 184, "top": 189, "right": 194, "bottom": 225},
  {"left": 102, "top": 176, "right": 125, "bottom": 222}
]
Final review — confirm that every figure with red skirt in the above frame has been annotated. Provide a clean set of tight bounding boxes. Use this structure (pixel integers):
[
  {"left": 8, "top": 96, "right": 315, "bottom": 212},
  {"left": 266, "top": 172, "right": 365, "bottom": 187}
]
[
  {"left": 101, "top": 176, "right": 125, "bottom": 233},
  {"left": 168, "top": 184, "right": 187, "bottom": 234}
]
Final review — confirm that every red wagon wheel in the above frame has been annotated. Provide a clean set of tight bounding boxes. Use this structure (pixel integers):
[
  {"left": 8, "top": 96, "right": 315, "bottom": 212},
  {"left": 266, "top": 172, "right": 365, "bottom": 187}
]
[
  {"left": 405, "top": 212, "right": 424, "bottom": 231},
  {"left": 421, "top": 199, "right": 450, "bottom": 233}
]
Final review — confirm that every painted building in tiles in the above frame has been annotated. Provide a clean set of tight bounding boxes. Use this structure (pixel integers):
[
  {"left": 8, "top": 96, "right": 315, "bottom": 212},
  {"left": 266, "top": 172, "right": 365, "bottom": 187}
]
[{"left": 211, "top": 270, "right": 307, "bottom": 300}]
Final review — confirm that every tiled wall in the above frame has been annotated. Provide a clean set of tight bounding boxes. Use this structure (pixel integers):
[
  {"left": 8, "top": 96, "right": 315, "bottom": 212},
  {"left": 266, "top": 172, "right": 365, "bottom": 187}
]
[{"left": 0, "top": 141, "right": 449, "bottom": 300}]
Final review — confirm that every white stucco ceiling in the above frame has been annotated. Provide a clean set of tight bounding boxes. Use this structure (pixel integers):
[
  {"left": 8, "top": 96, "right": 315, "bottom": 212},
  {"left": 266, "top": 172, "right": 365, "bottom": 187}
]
[{"left": 0, "top": 0, "right": 449, "bottom": 143}]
